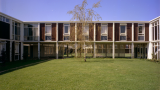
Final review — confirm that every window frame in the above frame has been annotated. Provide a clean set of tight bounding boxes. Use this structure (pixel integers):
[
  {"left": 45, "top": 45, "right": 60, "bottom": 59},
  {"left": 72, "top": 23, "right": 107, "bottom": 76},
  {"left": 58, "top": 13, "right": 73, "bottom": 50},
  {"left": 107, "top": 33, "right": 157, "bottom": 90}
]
[
  {"left": 119, "top": 24, "right": 127, "bottom": 41},
  {"left": 83, "top": 24, "right": 89, "bottom": 41},
  {"left": 45, "top": 23, "right": 52, "bottom": 41},
  {"left": 138, "top": 24, "right": 145, "bottom": 41},
  {"left": 63, "top": 23, "right": 70, "bottom": 41},
  {"left": 101, "top": 23, "right": 108, "bottom": 41}
]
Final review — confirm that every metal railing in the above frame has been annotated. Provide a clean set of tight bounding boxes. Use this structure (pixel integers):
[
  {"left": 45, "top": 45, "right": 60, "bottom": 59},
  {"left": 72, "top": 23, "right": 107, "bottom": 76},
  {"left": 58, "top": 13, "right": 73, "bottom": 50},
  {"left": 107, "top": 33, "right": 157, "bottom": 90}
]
[{"left": 24, "top": 36, "right": 38, "bottom": 41}]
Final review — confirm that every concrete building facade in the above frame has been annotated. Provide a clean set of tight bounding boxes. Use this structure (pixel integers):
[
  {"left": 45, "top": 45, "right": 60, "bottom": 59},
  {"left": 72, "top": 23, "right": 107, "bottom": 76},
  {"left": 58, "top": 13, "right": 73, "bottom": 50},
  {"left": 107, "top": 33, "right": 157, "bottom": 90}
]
[{"left": 0, "top": 12, "right": 160, "bottom": 61}]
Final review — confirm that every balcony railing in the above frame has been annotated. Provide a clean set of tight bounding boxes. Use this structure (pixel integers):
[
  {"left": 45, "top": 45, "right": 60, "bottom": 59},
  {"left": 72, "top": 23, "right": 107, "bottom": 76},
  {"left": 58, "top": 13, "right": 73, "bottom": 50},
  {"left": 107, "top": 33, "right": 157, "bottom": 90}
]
[
  {"left": 15, "top": 35, "right": 20, "bottom": 40},
  {"left": 24, "top": 36, "right": 38, "bottom": 41}
]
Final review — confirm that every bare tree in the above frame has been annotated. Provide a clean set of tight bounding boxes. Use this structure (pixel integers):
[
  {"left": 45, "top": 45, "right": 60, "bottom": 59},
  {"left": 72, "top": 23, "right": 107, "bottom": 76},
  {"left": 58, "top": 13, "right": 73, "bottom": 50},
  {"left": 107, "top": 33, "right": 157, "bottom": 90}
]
[{"left": 67, "top": 0, "right": 102, "bottom": 61}]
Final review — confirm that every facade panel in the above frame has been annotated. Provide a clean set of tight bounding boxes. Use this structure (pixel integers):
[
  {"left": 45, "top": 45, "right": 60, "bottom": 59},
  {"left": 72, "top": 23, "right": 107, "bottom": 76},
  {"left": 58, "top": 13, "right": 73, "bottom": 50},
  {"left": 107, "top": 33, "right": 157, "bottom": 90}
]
[
  {"left": 0, "top": 21, "right": 10, "bottom": 39},
  {"left": 155, "top": 26, "right": 157, "bottom": 40},
  {"left": 108, "top": 23, "right": 113, "bottom": 41},
  {"left": 96, "top": 23, "right": 101, "bottom": 41},
  {"left": 89, "top": 23, "right": 94, "bottom": 41},
  {"left": 134, "top": 23, "right": 138, "bottom": 41},
  {"left": 40, "top": 23, "right": 45, "bottom": 41},
  {"left": 127, "top": 23, "right": 132, "bottom": 41},
  {"left": 58, "top": 23, "right": 63, "bottom": 41},
  {"left": 52, "top": 23, "right": 56, "bottom": 41},
  {"left": 115, "top": 23, "right": 120, "bottom": 41},
  {"left": 145, "top": 23, "right": 149, "bottom": 41},
  {"left": 77, "top": 23, "right": 82, "bottom": 41},
  {"left": 70, "top": 23, "right": 75, "bottom": 41}
]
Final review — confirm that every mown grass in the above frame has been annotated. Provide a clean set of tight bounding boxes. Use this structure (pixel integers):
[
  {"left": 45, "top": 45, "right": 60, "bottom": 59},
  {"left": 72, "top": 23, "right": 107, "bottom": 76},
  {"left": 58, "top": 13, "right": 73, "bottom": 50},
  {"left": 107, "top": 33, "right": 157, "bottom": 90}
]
[{"left": 0, "top": 58, "right": 160, "bottom": 90}]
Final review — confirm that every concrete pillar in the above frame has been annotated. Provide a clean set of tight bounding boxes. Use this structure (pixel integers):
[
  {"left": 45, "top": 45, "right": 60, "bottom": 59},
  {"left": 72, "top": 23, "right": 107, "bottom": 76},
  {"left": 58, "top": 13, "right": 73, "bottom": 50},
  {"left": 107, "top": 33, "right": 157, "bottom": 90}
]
[
  {"left": 112, "top": 22, "right": 115, "bottom": 59},
  {"left": 132, "top": 43, "right": 134, "bottom": 58},
  {"left": 21, "top": 42, "right": 23, "bottom": 60},
  {"left": 112, "top": 42, "right": 115, "bottom": 59},
  {"left": 38, "top": 42, "right": 40, "bottom": 59},
  {"left": 10, "top": 41, "right": 12, "bottom": 62},
  {"left": 93, "top": 23, "right": 96, "bottom": 58},
  {"left": 10, "top": 19, "right": 12, "bottom": 40},
  {"left": 94, "top": 42, "right": 96, "bottom": 58},
  {"left": 20, "top": 23, "right": 24, "bottom": 41},
  {"left": 75, "top": 23, "right": 77, "bottom": 41},
  {"left": 67, "top": 44, "right": 68, "bottom": 57},
  {"left": 56, "top": 42, "right": 58, "bottom": 59},
  {"left": 38, "top": 23, "right": 40, "bottom": 41},
  {"left": 132, "top": 23, "right": 134, "bottom": 41},
  {"left": 147, "top": 42, "right": 153, "bottom": 59},
  {"left": 75, "top": 42, "right": 77, "bottom": 58},
  {"left": 94, "top": 23, "right": 96, "bottom": 41}
]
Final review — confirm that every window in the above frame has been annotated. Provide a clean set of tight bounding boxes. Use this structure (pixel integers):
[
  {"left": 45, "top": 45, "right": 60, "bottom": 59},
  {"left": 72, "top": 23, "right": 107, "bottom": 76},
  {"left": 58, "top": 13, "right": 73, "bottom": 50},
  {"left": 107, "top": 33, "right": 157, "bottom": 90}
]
[
  {"left": 12, "top": 21, "right": 15, "bottom": 40},
  {"left": 101, "top": 23, "right": 108, "bottom": 40},
  {"left": 15, "top": 43, "right": 19, "bottom": 54},
  {"left": 84, "top": 25, "right": 89, "bottom": 34},
  {"left": 64, "top": 24, "right": 70, "bottom": 41},
  {"left": 120, "top": 24, "right": 126, "bottom": 40},
  {"left": 24, "top": 23, "right": 38, "bottom": 41},
  {"left": 6, "top": 18, "right": 9, "bottom": 23},
  {"left": 45, "top": 24, "right": 52, "bottom": 40},
  {"left": 64, "top": 36, "right": 70, "bottom": 40},
  {"left": 82, "top": 24, "right": 89, "bottom": 40},
  {"left": 101, "top": 36, "right": 107, "bottom": 40},
  {"left": 44, "top": 47, "right": 54, "bottom": 55},
  {"left": 120, "top": 36, "right": 126, "bottom": 40},
  {"left": 64, "top": 24, "right": 70, "bottom": 34},
  {"left": 15, "top": 22, "right": 20, "bottom": 40},
  {"left": 138, "top": 24, "right": 145, "bottom": 41}
]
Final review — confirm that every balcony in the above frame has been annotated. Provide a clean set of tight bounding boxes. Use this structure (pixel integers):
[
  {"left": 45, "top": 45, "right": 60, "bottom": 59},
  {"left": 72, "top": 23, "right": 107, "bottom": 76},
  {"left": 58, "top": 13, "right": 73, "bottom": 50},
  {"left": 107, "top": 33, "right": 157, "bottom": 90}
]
[{"left": 24, "top": 36, "right": 38, "bottom": 41}]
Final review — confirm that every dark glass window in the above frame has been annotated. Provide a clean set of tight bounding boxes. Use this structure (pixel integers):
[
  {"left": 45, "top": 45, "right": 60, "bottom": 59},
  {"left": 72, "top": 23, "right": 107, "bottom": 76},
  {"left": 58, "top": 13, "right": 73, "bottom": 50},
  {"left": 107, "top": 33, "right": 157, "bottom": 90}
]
[
  {"left": 64, "top": 36, "right": 70, "bottom": 40},
  {"left": 139, "top": 26, "right": 142, "bottom": 33},
  {"left": 120, "top": 36, "right": 126, "bottom": 40},
  {"left": 65, "top": 26, "right": 68, "bottom": 33},
  {"left": 138, "top": 36, "right": 144, "bottom": 40},
  {"left": 45, "top": 36, "right": 51, "bottom": 40},
  {"left": 120, "top": 26, "right": 125, "bottom": 33},
  {"left": 101, "top": 36, "right": 107, "bottom": 40}
]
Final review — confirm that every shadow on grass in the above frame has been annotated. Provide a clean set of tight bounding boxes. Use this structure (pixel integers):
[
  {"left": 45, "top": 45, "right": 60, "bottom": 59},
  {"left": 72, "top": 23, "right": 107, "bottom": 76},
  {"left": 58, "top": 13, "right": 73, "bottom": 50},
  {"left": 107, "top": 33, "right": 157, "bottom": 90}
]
[
  {"left": 73, "top": 58, "right": 135, "bottom": 63},
  {"left": 0, "top": 59, "right": 54, "bottom": 75}
]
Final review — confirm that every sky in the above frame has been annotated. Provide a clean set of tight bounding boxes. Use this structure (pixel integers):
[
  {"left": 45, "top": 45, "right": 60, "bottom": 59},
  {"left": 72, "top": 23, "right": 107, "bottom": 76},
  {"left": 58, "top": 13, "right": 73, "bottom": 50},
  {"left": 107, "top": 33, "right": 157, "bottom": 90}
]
[{"left": 0, "top": 0, "right": 160, "bottom": 21}]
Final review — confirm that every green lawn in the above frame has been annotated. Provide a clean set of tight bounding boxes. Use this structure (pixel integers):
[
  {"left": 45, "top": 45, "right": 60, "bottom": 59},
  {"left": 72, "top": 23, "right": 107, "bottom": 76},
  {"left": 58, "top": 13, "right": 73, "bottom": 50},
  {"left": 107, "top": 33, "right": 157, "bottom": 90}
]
[{"left": 0, "top": 58, "right": 160, "bottom": 90}]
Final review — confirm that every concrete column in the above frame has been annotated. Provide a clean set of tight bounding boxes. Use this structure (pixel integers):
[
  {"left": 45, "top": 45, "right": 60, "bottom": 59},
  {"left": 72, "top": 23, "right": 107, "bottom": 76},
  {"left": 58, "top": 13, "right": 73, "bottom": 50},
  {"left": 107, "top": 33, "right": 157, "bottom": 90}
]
[
  {"left": 67, "top": 44, "right": 68, "bottom": 57},
  {"left": 38, "top": 23, "right": 40, "bottom": 41},
  {"left": 10, "top": 41, "right": 12, "bottom": 62},
  {"left": 159, "top": 18, "right": 160, "bottom": 40},
  {"left": 56, "top": 42, "right": 58, "bottom": 59},
  {"left": 94, "top": 23, "right": 96, "bottom": 58},
  {"left": 94, "top": 23, "right": 96, "bottom": 41},
  {"left": 154, "top": 23, "right": 155, "bottom": 41},
  {"left": 21, "top": 42, "right": 23, "bottom": 60},
  {"left": 75, "top": 23, "right": 77, "bottom": 41},
  {"left": 112, "top": 22, "right": 115, "bottom": 59},
  {"left": 38, "top": 42, "right": 40, "bottom": 59},
  {"left": 20, "top": 23, "right": 24, "bottom": 41},
  {"left": 147, "top": 42, "right": 153, "bottom": 59},
  {"left": 132, "top": 23, "right": 134, "bottom": 41},
  {"left": 94, "top": 42, "right": 96, "bottom": 58},
  {"left": 75, "top": 42, "right": 77, "bottom": 58},
  {"left": 10, "top": 19, "right": 12, "bottom": 40},
  {"left": 112, "top": 42, "right": 115, "bottom": 59},
  {"left": 132, "top": 43, "right": 134, "bottom": 58},
  {"left": 56, "top": 23, "right": 58, "bottom": 59}
]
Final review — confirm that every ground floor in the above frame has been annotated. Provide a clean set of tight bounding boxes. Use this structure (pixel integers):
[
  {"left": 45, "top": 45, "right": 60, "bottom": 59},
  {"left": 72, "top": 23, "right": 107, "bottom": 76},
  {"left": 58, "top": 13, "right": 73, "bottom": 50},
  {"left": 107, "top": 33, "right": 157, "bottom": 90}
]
[
  {"left": 22, "top": 42, "right": 160, "bottom": 60},
  {"left": 0, "top": 41, "right": 160, "bottom": 62}
]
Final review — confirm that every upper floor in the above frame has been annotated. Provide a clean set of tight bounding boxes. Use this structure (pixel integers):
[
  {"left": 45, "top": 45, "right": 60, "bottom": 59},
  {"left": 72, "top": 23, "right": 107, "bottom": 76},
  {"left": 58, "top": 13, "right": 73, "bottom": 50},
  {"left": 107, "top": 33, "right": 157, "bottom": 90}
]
[{"left": 0, "top": 12, "right": 160, "bottom": 43}]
